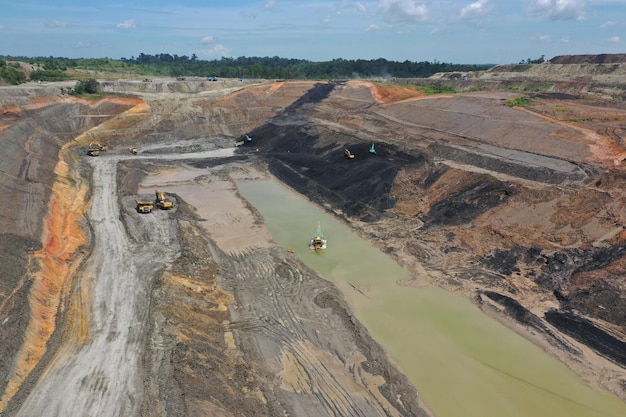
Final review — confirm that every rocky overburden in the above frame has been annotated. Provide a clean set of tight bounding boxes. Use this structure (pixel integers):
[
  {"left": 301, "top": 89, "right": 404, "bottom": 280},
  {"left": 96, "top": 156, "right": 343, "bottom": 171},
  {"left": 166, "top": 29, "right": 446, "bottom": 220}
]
[{"left": 1, "top": 55, "right": 626, "bottom": 415}]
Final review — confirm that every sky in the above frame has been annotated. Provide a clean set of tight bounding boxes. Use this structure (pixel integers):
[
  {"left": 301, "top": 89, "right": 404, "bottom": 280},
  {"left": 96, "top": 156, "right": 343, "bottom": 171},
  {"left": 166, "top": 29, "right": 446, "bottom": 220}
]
[{"left": 0, "top": 0, "right": 624, "bottom": 64}]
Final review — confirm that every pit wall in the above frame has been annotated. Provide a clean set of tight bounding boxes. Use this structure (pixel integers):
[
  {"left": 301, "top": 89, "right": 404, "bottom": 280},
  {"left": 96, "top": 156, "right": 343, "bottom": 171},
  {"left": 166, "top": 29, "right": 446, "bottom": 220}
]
[
  {"left": 0, "top": 95, "right": 145, "bottom": 412},
  {"left": 0, "top": 142, "right": 90, "bottom": 412}
]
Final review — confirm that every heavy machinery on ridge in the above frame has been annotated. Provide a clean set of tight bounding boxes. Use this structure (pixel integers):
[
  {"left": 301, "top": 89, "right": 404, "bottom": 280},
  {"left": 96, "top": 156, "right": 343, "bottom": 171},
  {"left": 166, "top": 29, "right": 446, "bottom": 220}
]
[
  {"left": 155, "top": 190, "right": 174, "bottom": 210},
  {"left": 234, "top": 134, "right": 253, "bottom": 147},
  {"left": 86, "top": 142, "right": 109, "bottom": 156}
]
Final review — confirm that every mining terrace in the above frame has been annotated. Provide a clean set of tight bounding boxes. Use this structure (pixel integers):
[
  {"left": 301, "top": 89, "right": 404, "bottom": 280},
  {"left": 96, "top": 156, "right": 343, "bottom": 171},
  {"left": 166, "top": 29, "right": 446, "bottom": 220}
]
[{"left": 1, "top": 55, "right": 626, "bottom": 416}]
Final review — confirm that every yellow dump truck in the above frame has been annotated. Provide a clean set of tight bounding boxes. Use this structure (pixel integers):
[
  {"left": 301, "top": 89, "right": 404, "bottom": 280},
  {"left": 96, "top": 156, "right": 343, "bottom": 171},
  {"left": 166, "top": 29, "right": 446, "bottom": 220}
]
[
  {"left": 136, "top": 200, "right": 154, "bottom": 213},
  {"left": 155, "top": 190, "right": 174, "bottom": 210}
]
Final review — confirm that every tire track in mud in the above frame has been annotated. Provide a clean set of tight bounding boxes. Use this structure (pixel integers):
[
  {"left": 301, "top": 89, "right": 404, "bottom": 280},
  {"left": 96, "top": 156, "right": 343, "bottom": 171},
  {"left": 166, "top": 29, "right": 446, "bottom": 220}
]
[
  {"left": 12, "top": 147, "right": 236, "bottom": 417},
  {"left": 13, "top": 156, "right": 178, "bottom": 417},
  {"left": 225, "top": 251, "right": 394, "bottom": 417},
  {"left": 10, "top": 144, "right": 413, "bottom": 417}
]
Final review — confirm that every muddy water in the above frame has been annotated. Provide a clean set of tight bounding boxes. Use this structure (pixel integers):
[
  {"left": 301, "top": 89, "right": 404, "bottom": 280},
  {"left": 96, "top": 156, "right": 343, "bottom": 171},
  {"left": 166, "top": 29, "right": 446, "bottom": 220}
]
[{"left": 238, "top": 179, "right": 626, "bottom": 417}]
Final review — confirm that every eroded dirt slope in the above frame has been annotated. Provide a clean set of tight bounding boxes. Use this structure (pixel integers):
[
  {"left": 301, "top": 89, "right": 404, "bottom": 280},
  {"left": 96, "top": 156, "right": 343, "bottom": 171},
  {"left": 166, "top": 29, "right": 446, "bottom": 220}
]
[
  {"left": 0, "top": 93, "right": 143, "bottom": 409},
  {"left": 1, "top": 82, "right": 432, "bottom": 417},
  {"left": 235, "top": 80, "right": 626, "bottom": 398},
  {"left": 1, "top": 71, "right": 626, "bottom": 416}
]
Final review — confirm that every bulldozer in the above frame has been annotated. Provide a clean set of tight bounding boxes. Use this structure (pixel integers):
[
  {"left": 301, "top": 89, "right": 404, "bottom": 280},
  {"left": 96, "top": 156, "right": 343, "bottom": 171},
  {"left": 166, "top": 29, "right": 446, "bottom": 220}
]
[
  {"left": 155, "top": 190, "right": 174, "bottom": 210},
  {"left": 86, "top": 142, "right": 109, "bottom": 156},
  {"left": 136, "top": 200, "right": 154, "bottom": 213},
  {"left": 129, "top": 147, "right": 138, "bottom": 155},
  {"left": 344, "top": 149, "right": 355, "bottom": 159}
]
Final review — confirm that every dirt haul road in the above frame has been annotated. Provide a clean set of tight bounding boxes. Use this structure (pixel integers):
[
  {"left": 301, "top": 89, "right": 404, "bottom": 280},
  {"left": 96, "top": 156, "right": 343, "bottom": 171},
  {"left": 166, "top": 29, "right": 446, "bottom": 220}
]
[
  {"left": 11, "top": 145, "right": 426, "bottom": 417},
  {"left": 13, "top": 150, "right": 186, "bottom": 416},
  {"left": 2, "top": 65, "right": 626, "bottom": 416}
]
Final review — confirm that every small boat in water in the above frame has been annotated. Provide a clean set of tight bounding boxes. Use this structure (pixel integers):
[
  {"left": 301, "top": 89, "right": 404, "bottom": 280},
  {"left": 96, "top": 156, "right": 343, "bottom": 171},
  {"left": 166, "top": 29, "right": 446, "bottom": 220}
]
[{"left": 309, "top": 221, "right": 327, "bottom": 251}]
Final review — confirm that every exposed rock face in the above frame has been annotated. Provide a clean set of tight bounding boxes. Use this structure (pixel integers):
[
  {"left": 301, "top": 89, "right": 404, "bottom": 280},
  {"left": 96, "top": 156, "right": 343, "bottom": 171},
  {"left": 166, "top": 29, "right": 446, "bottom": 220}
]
[
  {"left": 0, "top": 94, "right": 142, "bottom": 408},
  {"left": 233, "top": 80, "right": 626, "bottom": 399},
  {"left": 430, "top": 54, "right": 626, "bottom": 101},
  {"left": 1, "top": 56, "right": 626, "bottom": 415}
]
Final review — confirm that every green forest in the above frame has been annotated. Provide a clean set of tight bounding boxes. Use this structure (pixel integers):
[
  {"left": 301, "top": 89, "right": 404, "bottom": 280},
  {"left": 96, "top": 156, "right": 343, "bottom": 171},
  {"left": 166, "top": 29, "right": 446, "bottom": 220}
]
[{"left": 1, "top": 54, "right": 493, "bottom": 85}]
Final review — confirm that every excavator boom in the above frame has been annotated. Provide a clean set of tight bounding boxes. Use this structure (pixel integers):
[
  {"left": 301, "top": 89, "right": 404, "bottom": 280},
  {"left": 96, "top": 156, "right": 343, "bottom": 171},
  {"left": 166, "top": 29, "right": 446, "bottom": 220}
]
[{"left": 155, "top": 190, "right": 174, "bottom": 209}]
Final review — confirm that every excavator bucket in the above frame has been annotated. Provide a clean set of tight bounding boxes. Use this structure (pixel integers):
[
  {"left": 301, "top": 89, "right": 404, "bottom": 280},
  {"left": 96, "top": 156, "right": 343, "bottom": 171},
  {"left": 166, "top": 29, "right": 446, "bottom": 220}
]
[
  {"left": 155, "top": 190, "right": 174, "bottom": 209},
  {"left": 86, "top": 142, "right": 108, "bottom": 156}
]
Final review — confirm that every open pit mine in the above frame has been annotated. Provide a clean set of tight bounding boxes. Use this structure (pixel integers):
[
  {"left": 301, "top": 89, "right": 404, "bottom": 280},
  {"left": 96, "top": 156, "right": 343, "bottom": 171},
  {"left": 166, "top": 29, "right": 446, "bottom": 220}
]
[{"left": 1, "top": 55, "right": 626, "bottom": 417}]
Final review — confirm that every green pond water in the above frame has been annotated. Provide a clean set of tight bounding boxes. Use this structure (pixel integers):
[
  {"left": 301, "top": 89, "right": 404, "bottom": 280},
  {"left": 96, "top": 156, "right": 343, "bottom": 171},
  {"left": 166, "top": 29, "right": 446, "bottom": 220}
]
[{"left": 237, "top": 179, "right": 626, "bottom": 417}]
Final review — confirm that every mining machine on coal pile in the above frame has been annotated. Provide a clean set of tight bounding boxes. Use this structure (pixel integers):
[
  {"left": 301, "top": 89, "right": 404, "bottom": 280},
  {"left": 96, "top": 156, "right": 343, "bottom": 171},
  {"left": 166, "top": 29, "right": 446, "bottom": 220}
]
[
  {"left": 155, "top": 190, "right": 174, "bottom": 210},
  {"left": 234, "top": 134, "right": 253, "bottom": 147},
  {"left": 344, "top": 149, "right": 355, "bottom": 159}
]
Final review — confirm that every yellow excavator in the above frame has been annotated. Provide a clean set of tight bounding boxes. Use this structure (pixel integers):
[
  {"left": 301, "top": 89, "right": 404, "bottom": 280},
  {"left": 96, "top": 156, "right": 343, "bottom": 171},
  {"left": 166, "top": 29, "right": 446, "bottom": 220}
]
[
  {"left": 136, "top": 200, "right": 154, "bottom": 213},
  {"left": 344, "top": 149, "right": 355, "bottom": 159},
  {"left": 86, "top": 142, "right": 109, "bottom": 156},
  {"left": 155, "top": 190, "right": 174, "bottom": 210}
]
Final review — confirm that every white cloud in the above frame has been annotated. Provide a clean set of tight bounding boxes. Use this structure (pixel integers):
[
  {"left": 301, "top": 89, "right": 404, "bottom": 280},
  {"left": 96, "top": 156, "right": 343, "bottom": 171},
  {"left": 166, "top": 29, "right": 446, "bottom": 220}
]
[
  {"left": 559, "top": 36, "right": 570, "bottom": 43},
  {"left": 367, "top": 23, "right": 380, "bottom": 31},
  {"left": 337, "top": 1, "right": 368, "bottom": 14},
  {"left": 200, "top": 35, "right": 214, "bottom": 44},
  {"left": 75, "top": 41, "right": 91, "bottom": 48},
  {"left": 454, "top": 0, "right": 491, "bottom": 26},
  {"left": 528, "top": 0, "right": 587, "bottom": 21},
  {"left": 377, "top": 0, "right": 428, "bottom": 23},
  {"left": 204, "top": 44, "right": 231, "bottom": 57},
  {"left": 48, "top": 20, "right": 70, "bottom": 28},
  {"left": 458, "top": 0, "right": 490, "bottom": 20},
  {"left": 116, "top": 19, "right": 136, "bottom": 29},
  {"left": 531, "top": 33, "right": 551, "bottom": 41},
  {"left": 608, "top": 35, "right": 620, "bottom": 43},
  {"left": 243, "top": 0, "right": 277, "bottom": 18},
  {"left": 600, "top": 20, "right": 615, "bottom": 29}
]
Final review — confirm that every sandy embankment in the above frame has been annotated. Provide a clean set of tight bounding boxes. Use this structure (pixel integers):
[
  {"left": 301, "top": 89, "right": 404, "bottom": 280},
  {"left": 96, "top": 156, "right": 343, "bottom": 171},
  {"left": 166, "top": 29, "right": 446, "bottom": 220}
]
[{"left": 139, "top": 164, "right": 274, "bottom": 255}]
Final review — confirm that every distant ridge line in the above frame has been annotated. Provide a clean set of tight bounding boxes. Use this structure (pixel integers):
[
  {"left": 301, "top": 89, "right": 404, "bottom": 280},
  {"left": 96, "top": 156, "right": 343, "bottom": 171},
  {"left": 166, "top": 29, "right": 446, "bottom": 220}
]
[{"left": 549, "top": 54, "right": 626, "bottom": 64}]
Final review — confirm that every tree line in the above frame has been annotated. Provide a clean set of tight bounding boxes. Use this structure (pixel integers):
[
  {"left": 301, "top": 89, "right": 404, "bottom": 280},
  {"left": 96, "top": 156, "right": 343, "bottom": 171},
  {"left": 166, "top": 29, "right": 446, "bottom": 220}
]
[
  {"left": 1, "top": 54, "right": 494, "bottom": 84},
  {"left": 124, "top": 54, "right": 492, "bottom": 79},
  {"left": 0, "top": 58, "right": 27, "bottom": 84}
]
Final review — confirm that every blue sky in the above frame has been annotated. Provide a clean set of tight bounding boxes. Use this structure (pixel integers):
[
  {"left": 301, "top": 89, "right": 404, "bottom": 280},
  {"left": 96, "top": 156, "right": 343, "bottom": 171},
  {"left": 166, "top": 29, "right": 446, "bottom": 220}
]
[{"left": 0, "top": 0, "right": 624, "bottom": 64}]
